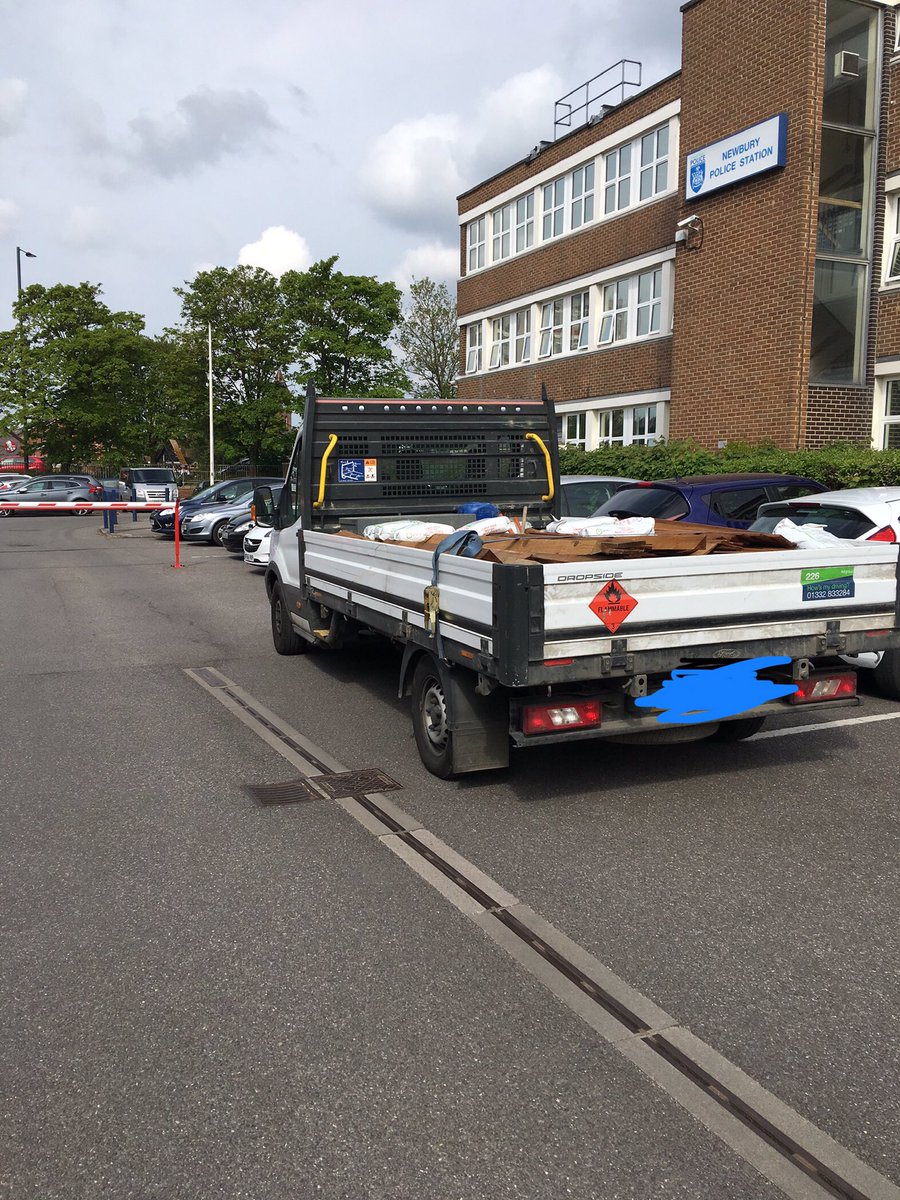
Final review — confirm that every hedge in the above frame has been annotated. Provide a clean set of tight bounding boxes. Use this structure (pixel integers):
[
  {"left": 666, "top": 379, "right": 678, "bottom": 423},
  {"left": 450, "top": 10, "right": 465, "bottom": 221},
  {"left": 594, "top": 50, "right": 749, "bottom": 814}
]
[{"left": 558, "top": 440, "right": 900, "bottom": 490}]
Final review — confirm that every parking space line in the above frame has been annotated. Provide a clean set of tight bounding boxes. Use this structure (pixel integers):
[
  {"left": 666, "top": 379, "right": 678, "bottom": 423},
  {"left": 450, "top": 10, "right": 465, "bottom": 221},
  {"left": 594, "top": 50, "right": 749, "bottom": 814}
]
[
  {"left": 187, "top": 665, "right": 900, "bottom": 1200},
  {"left": 753, "top": 711, "right": 900, "bottom": 739}
]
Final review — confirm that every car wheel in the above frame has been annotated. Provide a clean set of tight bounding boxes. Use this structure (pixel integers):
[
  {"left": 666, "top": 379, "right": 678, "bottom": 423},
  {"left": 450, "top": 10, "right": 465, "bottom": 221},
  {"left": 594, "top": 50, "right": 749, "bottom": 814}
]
[
  {"left": 271, "top": 584, "right": 307, "bottom": 655},
  {"left": 211, "top": 520, "right": 228, "bottom": 546},
  {"left": 707, "top": 715, "right": 766, "bottom": 742},
  {"left": 411, "top": 655, "right": 455, "bottom": 778},
  {"left": 71, "top": 504, "right": 92, "bottom": 517},
  {"left": 872, "top": 648, "right": 900, "bottom": 701}
]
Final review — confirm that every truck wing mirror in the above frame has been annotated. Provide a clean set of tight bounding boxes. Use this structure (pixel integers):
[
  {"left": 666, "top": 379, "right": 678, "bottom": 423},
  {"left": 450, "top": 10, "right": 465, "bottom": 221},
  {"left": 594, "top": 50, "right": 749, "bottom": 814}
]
[{"left": 253, "top": 486, "right": 277, "bottom": 528}]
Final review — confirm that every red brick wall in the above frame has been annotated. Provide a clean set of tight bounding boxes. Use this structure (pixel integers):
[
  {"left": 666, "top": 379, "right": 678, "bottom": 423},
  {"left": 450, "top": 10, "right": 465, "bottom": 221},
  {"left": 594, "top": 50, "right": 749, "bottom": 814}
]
[
  {"left": 456, "top": 338, "right": 672, "bottom": 403},
  {"left": 669, "top": 0, "right": 827, "bottom": 450}
]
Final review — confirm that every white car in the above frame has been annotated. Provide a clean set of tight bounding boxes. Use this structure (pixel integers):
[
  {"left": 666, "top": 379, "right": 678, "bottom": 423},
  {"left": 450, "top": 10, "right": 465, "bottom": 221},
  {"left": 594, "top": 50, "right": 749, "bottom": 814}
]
[
  {"left": 243, "top": 524, "right": 273, "bottom": 567},
  {"left": 0, "top": 474, "right": 32, "bottom": 491},
  {"left": 752, "top": 487, "right": 900, "bottom": 698}
]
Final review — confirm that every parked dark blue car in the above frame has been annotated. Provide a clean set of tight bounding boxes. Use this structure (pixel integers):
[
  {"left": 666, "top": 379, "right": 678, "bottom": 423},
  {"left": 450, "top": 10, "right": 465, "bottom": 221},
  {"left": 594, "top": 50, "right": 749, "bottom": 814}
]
[
  {"left": 150, "top": 477, "right": 279, "bottom": 536},
  {"left": 590, "top": 473, "right": 828, "bottom": 529}
]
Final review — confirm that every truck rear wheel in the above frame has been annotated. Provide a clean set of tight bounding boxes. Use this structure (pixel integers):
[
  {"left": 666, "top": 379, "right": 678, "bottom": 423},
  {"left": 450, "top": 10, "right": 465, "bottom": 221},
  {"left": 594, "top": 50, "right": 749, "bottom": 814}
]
[
  {"left": 708, "top": 715, "right": 766, "bottom": 742},
  {"left": 411, "top": 656, "right": 455, "bottom": 778},
  {"left": 872, "top": 648, "right": 900, "bottom": 700},
  {"left": 271, "top": 584, "right": 307, "bottom": 656}
]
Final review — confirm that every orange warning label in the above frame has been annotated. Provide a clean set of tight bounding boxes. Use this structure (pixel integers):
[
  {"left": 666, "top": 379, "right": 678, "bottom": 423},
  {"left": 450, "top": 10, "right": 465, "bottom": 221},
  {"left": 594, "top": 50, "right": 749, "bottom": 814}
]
[{"left": 589, "top": 580, "right": 638, "bottom": 633}]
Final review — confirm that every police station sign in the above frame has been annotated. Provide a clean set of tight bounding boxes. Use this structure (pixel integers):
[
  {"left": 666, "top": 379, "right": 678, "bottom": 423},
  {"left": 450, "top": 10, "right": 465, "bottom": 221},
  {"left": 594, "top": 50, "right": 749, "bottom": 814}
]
[{"left": 685, "top": 113, "right": 787, "bottom": 200}]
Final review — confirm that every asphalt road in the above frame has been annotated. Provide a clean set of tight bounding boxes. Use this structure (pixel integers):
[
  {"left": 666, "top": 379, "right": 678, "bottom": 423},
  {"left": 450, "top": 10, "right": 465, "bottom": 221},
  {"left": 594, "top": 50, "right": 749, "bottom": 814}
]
[{"left": 1, "top": 514, "right": 898, "bottom": 1199}]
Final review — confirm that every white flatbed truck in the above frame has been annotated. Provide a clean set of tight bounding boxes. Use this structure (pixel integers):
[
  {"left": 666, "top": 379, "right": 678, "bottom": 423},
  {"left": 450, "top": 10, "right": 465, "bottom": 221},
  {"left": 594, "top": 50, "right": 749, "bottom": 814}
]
[{"left": 255, "top": 389, "right": 900, "bottom": 778}]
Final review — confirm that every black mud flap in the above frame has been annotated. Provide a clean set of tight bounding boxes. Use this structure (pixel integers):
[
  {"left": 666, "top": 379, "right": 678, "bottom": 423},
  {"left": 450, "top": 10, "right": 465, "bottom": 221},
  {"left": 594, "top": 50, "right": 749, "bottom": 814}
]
[{"left": 444, "top": 665, "right": 511, "bottom": 774}]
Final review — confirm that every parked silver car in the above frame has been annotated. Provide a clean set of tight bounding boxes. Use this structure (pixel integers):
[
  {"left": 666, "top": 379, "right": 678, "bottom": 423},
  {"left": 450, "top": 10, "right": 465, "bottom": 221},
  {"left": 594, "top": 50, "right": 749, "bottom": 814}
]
[
  {"left": 0, "top": 475, "right": 101, "bottom": 516},
  {"left": 180, "top": 477, "right": 283, "bottom": 545}
]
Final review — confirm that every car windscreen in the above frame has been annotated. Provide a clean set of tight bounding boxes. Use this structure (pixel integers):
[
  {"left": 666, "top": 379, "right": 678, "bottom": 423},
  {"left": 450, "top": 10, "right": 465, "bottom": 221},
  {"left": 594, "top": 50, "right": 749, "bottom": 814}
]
[
  {"left": 130, "top": 469, "right": 176, "bottom": 483},
  {"left": 751, "top": 503, "right": 875, "bottom": 538},
  {"left": 592, "top": 486, "right": 690, "bottom": 520},
  {"left": 561, "top": 481, "right": 620, "bottom": 517}
]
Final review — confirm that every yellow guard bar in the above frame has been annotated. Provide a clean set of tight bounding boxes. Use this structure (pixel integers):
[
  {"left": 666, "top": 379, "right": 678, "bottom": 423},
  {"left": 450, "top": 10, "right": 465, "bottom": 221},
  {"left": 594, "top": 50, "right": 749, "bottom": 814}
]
[
  {"left": 525, "top": 431, "right": 554, "bottom": 502},
  {"left": 313, "top": 434, "right": 339, "bottom": 508}
]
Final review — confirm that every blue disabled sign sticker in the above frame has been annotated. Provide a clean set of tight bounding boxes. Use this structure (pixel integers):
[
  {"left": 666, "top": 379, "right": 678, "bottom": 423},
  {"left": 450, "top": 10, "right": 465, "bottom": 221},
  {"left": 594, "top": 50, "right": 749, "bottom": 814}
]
[
  {"left": 338, "top": 458, "right": 377, "bottom": 483},
  {"left": 800, "top": 565, "right": 854, "bottom": 602}
]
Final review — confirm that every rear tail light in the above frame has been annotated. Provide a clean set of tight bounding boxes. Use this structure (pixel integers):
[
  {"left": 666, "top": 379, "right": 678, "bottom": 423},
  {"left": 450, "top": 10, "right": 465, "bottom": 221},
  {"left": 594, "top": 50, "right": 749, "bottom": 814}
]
[
  {"left": 89, "top": 485, "right": 102, "bottom": 495},
  {"left": 867, "top": 526, "right": 897, "bottom": 543},
  {"left": 788, "top": 672, "right": 856, "bottom": 704},
  {"left": 522, "top": 698, "right": 602, "bottom": 735}
]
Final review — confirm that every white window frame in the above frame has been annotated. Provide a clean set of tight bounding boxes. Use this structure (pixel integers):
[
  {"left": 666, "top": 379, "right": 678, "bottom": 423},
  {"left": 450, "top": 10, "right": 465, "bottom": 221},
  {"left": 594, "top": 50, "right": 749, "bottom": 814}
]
[
  {"left": 639, "top": 124, "right": 669, "bottom": 202},
  {"left": 539, "top": 299, "right": 564, "bottom": 358},
  {"left": 568, "top": 291, "right": 590, "bottom": 351},
  {"left": 465, "top": 322, "right": 482, "bottom": 374},
  {"left": 599, "top": 280, "right": 630, "bottom": 345},
  {"left": 880, "top": 377, "right": 900, "bottom": 448},
  {"left": 492, "top": 204, "right": 512, "bottom": 262},
  {"left": 467, "top": 216, "right": 485, "bottom": 272},
  {"left": 599, "top": 265, "right": 670, "bottom": 346},
  {"left": 604, "top": 143, "right": 632, "bottom": 214},
  {"left": 542, "top": 178, "right": 565, "bottom": 241},
  {"left": 559, "top": 412, "right": 587, "bottom": 449},
  {"left": 515, "top": 193, "right": 534, "bottom": 252},
  {"left": 489, "top": 314, "right": 511, "bottom": 369},
  {"left": 884, "top": 192, "right": 900, "bottom": 284},
  {"left": 636, "top": 267, "right": 663, "bottom": 337},
  {"left": 514, "top": 307, "right": 532, "bottom": 363},
  {"left": 571, "top": 161, "right": 595, "bottom": 230}
]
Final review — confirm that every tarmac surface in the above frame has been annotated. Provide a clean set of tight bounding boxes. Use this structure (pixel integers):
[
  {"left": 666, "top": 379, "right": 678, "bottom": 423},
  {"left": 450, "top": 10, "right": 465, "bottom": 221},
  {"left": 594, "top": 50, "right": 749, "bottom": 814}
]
[{"left": 1, "top": 513, "right": 898, "bottom": 1199}]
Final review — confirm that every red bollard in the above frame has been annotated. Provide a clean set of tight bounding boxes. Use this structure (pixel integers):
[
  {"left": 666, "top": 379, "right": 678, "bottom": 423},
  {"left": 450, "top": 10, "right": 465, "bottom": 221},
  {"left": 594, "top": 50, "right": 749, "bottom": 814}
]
[{"left": 173, "top": 498, "right": 182, "bottom": 569}]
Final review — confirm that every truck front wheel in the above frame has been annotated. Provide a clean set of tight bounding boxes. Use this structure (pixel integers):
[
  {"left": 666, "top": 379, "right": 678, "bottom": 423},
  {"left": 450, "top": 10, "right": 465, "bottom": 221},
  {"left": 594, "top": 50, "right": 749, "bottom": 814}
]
[
  {"left": 271, "top": 584, "right": 307, "bottom": 656},
  {"left": 411, "top": 656, "right": 454, "bottom": 778}
]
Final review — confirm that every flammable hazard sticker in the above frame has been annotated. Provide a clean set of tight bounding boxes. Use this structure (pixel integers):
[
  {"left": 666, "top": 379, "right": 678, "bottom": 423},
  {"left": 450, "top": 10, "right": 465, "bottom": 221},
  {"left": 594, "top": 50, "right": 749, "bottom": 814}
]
[{"left": 589, "top": 580, "right": 638, "bottom": 633}]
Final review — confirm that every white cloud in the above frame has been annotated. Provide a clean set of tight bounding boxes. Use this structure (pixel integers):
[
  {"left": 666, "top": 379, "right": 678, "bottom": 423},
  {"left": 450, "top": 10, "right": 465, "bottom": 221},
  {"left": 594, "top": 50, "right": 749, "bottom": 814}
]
[
  {"left": 0, "top": 198, "right": 19, "bottom": 236},
  {"left": 360, "top": 113, "right": 464, "bottom": 235},
  {"left": 0, "top": 79, "right": 27, "bottom": 137},
  {"left": 61, "top": 204, "right": 106, "bottom": 247},
  {"left": 359, "top": 67, "right": 563, "bottom": 238},
  {"left": 392, "top": 242, "right": 459, "bottom": 293},
  {"left": 237, "top": 225, "right": 312, "bottom": 277}
]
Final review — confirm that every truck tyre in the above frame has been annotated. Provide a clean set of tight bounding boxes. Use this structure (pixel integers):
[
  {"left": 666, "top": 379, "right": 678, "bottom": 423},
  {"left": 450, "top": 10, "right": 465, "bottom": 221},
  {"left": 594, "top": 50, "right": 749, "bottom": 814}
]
[
  {"left": 872, "top": 648, "right": 900, "bottom": 701},
  {"left": 411, "top": 656, "right": 455, "bottom": 779},
  {"left": 271, "top": 584, "right": 307, "bottom": 656},
  {"left": 708, "top": 715, "right": 766, "bottom": 742}
]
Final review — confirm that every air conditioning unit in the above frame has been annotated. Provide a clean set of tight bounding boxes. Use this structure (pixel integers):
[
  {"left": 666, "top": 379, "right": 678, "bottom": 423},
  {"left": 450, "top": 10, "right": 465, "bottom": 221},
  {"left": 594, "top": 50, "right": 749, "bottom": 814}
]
[{"left": 835, "top": 50, "right": 861, "bottom": 78}]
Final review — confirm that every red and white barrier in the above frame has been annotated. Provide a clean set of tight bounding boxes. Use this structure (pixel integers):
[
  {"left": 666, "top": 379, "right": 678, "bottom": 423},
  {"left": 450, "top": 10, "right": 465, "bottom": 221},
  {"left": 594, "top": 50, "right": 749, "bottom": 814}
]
[{"left": 0, "top": 499, "right": 185, "bottom": 568}]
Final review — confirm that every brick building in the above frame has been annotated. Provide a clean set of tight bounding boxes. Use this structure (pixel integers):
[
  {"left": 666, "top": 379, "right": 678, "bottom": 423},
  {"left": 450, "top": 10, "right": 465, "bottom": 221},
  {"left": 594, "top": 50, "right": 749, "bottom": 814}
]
[{"left": 456, "top": 0, "right": 900, "bottom": 454}]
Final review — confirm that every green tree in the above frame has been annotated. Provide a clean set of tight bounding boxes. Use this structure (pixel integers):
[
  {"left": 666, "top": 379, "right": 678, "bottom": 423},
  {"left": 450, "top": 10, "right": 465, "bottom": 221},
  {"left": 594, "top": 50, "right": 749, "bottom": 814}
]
[
  {"left": 172, "top": 266, "right": 296, "bottom": 466},
  {"left": 281, "top": 256, "right": 409, "bottom": 396},
  {"left": 0, "top": 283, "right": 157, "bottom": 469},
  {"left": 396, "top": 277, "right": 458, "bottom": 398}
]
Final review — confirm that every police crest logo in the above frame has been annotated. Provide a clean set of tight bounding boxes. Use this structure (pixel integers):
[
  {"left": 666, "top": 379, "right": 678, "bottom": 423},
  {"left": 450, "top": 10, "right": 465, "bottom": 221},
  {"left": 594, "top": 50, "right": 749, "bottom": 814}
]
[{"left": 689, "top": 154, "right": 705, "bottom": 194}]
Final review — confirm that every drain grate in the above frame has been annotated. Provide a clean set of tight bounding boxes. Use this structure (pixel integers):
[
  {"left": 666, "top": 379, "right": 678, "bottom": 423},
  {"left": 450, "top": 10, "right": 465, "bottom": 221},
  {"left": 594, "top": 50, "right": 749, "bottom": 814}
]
[
  {"left": 244, "top": 778, "right": 325, "bottom": 806},
  {"left": 309, "top": 768, "right": 402, "bottom": 800}
]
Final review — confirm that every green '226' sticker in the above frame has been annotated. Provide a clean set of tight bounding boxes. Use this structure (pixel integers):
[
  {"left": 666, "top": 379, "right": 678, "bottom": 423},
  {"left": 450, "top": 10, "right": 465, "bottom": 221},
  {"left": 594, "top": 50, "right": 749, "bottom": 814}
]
[{"left": 799, "top": 566, "right": 854, "bottom": 585}]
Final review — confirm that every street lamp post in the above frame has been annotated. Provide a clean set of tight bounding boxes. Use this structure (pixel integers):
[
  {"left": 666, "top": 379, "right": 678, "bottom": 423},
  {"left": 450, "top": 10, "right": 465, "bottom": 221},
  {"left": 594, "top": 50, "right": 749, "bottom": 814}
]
[{"left": 15, "top": 246, "right": 36, "bottom": 471}]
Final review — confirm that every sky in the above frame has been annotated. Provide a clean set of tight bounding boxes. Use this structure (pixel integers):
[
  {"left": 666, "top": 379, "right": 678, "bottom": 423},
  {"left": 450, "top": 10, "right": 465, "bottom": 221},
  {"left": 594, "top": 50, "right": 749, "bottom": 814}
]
[{"left": 1, "top": 0, "right": 682, "bottom": 336}]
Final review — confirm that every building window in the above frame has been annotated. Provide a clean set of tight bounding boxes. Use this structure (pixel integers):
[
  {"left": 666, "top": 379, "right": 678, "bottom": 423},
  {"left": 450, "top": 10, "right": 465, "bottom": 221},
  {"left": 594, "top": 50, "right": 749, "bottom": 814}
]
[
  {"left": 515, "top": 194, "right": 534, "bottom": 252},
  {"left": 631, "top": 404, "right": 658, "bottom": 444},
  {"left": 571, "top": 162, "right": 595, "bottom": 229},
  {"left": 636, "top": 268, "right": 662, "bottom": 336},
  {"left": 598, "top": 409, "right": 626, "bottom": 444},
  {"left": 885, "top": 197, "right": 900, "bottom": 281},
  {"left": 639, "top": 125, "right": 669, "bottom": 201},
  {"left": 542, "top": 178, "right": 565, "bottom": 240},
  {"left": 569, "top": 291, "right": 590, "bottom": 350},
  {"left": 492, "top": 204, "right": 511, "bottom": 262},
  {"left": 514, "top": 308, "right": 532, "bottom": 362},
  {"left": 604, "top": 144, "right": 632, "bottom": 214},
  {"left": 811, "top": 0, "right": 879, "bottom": 385},
  {"left": 467, "top": 217, "right": 485, "bottom": 272},
  {"left": 559, "top": 412, "right": 587, "bottom": 448},
  {"left": 599, "top": 280, "right": 630, "bottom": 344},
  {"left": 539, "top": 299, "right": 564, "bottom": 357},
  {"left": 881, "top": 380, "right": 900, "bottom": 447},
  {"left": 489, "top": 315, "right": 511, "bottom": 369},
  {"left": 465, "top": 322, "right": 482, "bottom": 373}
]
